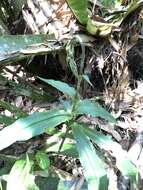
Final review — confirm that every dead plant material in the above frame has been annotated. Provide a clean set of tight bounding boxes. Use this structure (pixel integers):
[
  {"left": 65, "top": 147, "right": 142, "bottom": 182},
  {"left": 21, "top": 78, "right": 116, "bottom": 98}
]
[{"left": 22, "top": 0, "right": 78, "bottom": 36}]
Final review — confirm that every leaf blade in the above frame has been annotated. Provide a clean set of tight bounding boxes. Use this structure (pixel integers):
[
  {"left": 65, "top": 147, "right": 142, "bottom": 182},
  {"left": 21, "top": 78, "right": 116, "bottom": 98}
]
[
  {"left": 66, "top": 0, "right": 88, "bottom": 24},
  {"left": 0, "top": 109, "right": 71, "bottom": 151},
  {"left": 83, "top": 126, "right": 137, "bottom": 180},
  {"left": 76, "top": 99, "right": 116, "bottom": 123},
  {"left": 71, "top": 123, "right": 108, "bottom": 190},
  {"left": 38, "top": 78, "right": 76, "bottom": 98},
  {"left": 35, "top": 151, "right": 50, "bottom": 170},
  {"left": 7, "top": 155, "right": 39, "bottom": 190}
]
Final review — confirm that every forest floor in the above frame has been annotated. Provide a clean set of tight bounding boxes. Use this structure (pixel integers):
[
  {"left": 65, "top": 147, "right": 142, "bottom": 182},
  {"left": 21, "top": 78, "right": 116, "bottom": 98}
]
[{"left": 0, "top": 0, "right": 143, "bottom": 190}]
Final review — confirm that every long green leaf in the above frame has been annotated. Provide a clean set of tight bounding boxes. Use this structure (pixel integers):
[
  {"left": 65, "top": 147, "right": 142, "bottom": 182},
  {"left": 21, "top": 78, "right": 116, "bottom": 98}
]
[
  {"left": 71, "top": 123, "right": 108, "bottom": 190},
  {"left": 0, "top": 34, "right": 55, "bottom": 63},
  {"left": 0, "top": 34, "right": 95, "bottom": 64},
  {"left": 7, "top": 155, "right": 39, "bottom": 190},
  {"left": 0, "top": 34, "right": 54, "bottom": 55},
  {"left": 38, "top": 78, "right": 76, "bottom": 98},
  {"left": 83, "top": 126, "right": 137, "bottom": 180},
  {"left": 66, "top": 0, "right": 88, "bottom": 24},
  {"left": 0, "top": 109, "right": 71, "bottom": 151},
  {"left": 76, "top": 99, "right": 116, "bottom": 123}
]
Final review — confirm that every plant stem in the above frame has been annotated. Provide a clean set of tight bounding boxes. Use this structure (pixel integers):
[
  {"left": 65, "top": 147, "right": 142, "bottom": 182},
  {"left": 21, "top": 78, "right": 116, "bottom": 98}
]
[
  {"left": 58, "top": 126, "right": 70, "bottom": 153},
  {"left": 71, "top": 36, "right": 86, "bottom": 119},
  {"left": 58, "top": 35, "right": 86, "bottom": 153}
]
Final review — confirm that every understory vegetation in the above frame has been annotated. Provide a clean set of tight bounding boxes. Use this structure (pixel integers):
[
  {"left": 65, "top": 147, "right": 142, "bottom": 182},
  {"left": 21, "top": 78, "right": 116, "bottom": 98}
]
[{"left": 0, "top": 0, "right": 143, "bottom": 190}]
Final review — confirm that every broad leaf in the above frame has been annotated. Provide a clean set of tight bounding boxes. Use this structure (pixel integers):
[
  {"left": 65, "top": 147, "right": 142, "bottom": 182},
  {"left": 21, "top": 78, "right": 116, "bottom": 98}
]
[
  {"left": 0, "top": 181, "right": 2, "bottom": 190},
  {"left": 59, "top": 99, "right": 72, "bottom": 112},
  {"left": 83, "top": 126, "right": 137, "bottom": 180},
  {"left": 60, "top": 143, "right": 78, "bottom": 158},
  {"left": 44, "top": 129, "right": 78, "bottom": 157},
  {"left": 0, "top": 34, "right": 55, "bottom": 63},
  {"left": 0, "top": 34, "right": 54, "bottom": 54},
  {"left": 71, "top": 123, "right": 108, "bottom": 190},
  {"left": 0, "top": 154, "right": 16, "bottom": 177},
  {"left": 86, "top": 18, "right": 113, "bottom": 36},
  {"left": 39, "top": 78, "right": 76, "bottom": 98},
  {"left": 66, "top": 0, "right": 88, "bottom": 24},
  {"left": 0, "top": 109, "right": 71, "bottom": 150},
  {"left": 0, "top": 34, "right": 96, "bottom": 64},
  {"left": 46, "top": 140, "right": 78, "bottom": 158},
  {"left": 76, "top": 99, "right": 116, "bottom": 123},
  {"left": 7, "top": 155, "right": 39, "bottom": 190},
  {"left": 35, "top": 151, "right": 50, "bottom": 170}
]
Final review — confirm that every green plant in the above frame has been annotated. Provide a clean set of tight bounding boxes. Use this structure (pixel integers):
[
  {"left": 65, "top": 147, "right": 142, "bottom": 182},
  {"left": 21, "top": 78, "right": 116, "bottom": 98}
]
[
  {"left": 0, "top": 36, "right": 137, "bottom": 190},
  {"left": 66, "top": 0, "right": 143, "bottom": 36}
]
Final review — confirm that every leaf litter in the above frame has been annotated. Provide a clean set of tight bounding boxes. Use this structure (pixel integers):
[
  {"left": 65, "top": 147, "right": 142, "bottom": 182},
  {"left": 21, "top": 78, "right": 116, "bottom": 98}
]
[{"left": 0, "top": 0, "right": 143, "bottom": 189}]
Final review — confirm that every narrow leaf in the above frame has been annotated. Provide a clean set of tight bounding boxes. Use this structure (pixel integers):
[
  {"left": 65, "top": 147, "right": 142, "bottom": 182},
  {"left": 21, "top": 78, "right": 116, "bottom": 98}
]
[
  {"left": 71, "top": 123, "right": 108, "bottom": 190},
  {"left": 76, "top": 99, "right": 116, "bottom": 123},
  {"left": 38, "top": 78, "right": 76, "bottom": 98},
  {"left": 66, "top": 41, "right": 79, "bottom": 79},
  {"left": 83, "top": 126, "right": 137, "bottom": 180},
  {"left": 0, "top": 109, "right": 71, "bottom": 151},
  {"left": 82, "top": 74, "right": 93, "bottom": 87}
]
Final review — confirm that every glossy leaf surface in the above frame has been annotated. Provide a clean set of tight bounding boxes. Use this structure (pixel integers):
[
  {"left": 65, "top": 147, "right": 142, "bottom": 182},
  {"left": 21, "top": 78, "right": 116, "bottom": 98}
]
[
  {"left": 36, "top": 151, "right": 50, "bottom": 170},
  {"left": 76, "top": 99, "right": 116, "bottom": 123},
  {"left": 0, "top": 109, "right": 71, "bottom": 150},
  {"left": 39, "top": 78, "right": 76, "bottom": 98},
  {"left": 0, "top": 34, "right": 55, "bottom": 63},
  {"left": 66, "top": 0, "right": 88, "bottom": 24},
  {"left": 71, "top": 123, "right": 108, "bottom": 190},
  {"left": 83, "top": 126, "right": 137, "bottom": 180}
]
